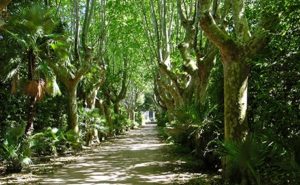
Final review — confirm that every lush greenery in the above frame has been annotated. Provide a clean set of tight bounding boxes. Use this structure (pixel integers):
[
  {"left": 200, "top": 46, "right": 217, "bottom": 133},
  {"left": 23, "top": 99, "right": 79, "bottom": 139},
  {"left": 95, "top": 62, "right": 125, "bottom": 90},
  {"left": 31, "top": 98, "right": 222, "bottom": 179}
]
[{"left": 0, "top": 0, "right": 299, "bottom": 184}]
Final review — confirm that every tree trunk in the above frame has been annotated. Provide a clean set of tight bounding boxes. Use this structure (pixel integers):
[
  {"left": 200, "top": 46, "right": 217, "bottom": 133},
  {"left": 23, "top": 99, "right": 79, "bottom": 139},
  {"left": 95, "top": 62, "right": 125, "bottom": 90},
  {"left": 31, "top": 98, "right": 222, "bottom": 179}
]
[
  {"left": 103, "top": 101, "right": 113, "bottom": 133},
  {"left": 25, "top": 49, "right": 36, "bottom": 136},
  {"left": 223, "top": 59, "right": 249, "bottom": 180},
  {"left": 113, "top": 102, "right": 120, "bottom": 131},
  {"left": 128, "top": 108, "right": 135, "bottom": 124},
  {"left": 86, "top": 89, "right": 97, "bottom": 109},
  {"left": 25, "top": 96, "right": 36, "bottom": 135},
  {"left": 73, "top": 0, "right": 80, "bottom": 60},
  {"left": 113, "top": 103, "right": 119, "bottom": 114},
  {"left": 66, "top": 84, "right": 79, "bottom": 134},
  {"left": 223, "top": 60, "right": 249, "bottom": 141}
]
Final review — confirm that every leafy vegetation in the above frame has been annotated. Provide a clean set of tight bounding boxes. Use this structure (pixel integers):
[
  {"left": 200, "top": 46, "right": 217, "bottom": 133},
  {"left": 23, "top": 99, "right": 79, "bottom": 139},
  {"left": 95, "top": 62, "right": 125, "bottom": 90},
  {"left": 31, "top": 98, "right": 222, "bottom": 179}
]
[{"left": 0, "top": 0, "right": 299, "bottom": 184}]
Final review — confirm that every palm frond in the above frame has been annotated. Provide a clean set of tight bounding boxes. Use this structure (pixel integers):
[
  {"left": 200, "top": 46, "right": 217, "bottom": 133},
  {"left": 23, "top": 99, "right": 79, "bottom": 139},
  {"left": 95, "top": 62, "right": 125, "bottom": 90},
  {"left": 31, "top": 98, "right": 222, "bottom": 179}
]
[{"left": 3, "top": 63, "right": 20, "bottom": 82}]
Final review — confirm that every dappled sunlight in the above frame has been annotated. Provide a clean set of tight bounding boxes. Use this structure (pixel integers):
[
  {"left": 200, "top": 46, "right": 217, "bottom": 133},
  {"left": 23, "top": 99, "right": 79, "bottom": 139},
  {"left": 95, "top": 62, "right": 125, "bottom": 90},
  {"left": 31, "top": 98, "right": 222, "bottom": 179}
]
[
  {"left": 129, "top": 143, "right": 167, "bottom": 151},
  {"left": 38, "top": 124, "right": 203, "bottom": 184}
]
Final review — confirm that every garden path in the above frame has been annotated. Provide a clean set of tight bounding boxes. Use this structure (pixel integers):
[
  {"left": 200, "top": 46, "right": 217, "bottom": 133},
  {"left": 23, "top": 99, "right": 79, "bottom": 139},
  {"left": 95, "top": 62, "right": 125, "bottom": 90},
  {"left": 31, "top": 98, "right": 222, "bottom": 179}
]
[{"left": 39, "top": 124, "right": 200, "bottom": 185}]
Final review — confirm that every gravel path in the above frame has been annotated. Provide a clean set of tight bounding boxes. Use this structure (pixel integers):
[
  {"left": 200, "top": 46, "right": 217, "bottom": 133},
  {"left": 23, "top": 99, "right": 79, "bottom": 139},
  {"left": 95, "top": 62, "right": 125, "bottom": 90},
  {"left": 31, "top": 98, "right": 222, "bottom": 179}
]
[{"left": 39, "top": 124, "right": 201, "bottom": 185}]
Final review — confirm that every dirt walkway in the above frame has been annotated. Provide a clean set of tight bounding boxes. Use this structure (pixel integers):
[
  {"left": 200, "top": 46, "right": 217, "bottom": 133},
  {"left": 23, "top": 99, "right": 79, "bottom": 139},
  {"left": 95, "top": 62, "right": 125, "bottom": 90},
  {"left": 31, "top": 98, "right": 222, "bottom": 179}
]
[{"left": 39, "top": 124, "right": 201, "bottom": 185}]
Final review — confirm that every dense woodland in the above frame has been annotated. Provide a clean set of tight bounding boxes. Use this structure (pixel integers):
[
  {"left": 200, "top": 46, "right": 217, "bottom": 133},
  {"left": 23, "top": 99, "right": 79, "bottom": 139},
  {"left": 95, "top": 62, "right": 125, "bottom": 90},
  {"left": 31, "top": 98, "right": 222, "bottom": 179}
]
[{"left": 0, "top": 0, "right": 299, "bottom": 184}]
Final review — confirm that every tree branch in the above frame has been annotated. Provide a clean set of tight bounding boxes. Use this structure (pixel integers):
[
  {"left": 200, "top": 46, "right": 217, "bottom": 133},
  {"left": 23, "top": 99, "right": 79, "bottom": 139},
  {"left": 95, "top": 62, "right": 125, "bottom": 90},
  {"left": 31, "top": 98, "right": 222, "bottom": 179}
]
[
  {"left": 150, "top": 0, "right": 162, "bottom": 62},
  {"left": 246, "top": 13, "right": 279, "bottom": 57},
  {"left": 74, "top": 64, "right": 90, "bottom": 82},
  {"left": 47, "top": 62, "right": 70, "bottom": 86},
  {"left": 199, "top": 0, "right": 237, "bottom": 52},
  {"left": 232, "top": 0, "right": 251, "bottom": 41},
  {"left": 115, "top": 58, "right": 128, "bottom": 102},
  {"left": 158, "top": 62, "right": 182, "bottom": 94},
  {"left": 177, "top": 0, "right": 188, "bottom": 27}
]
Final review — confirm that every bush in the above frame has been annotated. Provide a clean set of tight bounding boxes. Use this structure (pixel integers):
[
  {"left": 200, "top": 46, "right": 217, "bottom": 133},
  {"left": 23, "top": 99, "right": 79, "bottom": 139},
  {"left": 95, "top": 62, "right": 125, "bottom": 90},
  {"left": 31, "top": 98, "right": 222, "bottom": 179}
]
[
  {"left": 30, "top": 127, "right": 61, "bottom": 156},
  {"left": 215, "top": 133, "right": 300, "bottom": 185},
  {"left": 35, "top": 96, "right": 68, "bottom": 131},
  {"left": 0, "top": 121, "right": 31, "bottom": 173},
  {"left": 156, "top": 110, "right": 168, "bottom": 127},
  {"left": 79, "top": 108, "right": 109, "bottom": 145}
]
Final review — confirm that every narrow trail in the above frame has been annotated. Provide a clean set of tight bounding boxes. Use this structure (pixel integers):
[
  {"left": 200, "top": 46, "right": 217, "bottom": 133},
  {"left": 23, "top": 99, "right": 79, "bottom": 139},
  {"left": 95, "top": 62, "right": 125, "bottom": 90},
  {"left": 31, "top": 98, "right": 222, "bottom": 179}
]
[{"left": 39, "top": 124, "right": 200, "bottom": 185}]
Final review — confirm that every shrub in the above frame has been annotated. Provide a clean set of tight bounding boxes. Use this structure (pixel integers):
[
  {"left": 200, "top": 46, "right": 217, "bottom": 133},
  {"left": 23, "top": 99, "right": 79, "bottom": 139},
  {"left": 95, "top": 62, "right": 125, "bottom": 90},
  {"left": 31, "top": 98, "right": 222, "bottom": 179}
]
[
  {"left": 29, "top": 127, "right": 61, "bottom": 156},
  {"left": 0, "top": 121, "right": 31, "bottom": 173},
  {"left": 215, "top": 133, "right": 300, "bottom": 185},
  {"left": 79, "top": 108, "right": 109, "bottom": 145}
]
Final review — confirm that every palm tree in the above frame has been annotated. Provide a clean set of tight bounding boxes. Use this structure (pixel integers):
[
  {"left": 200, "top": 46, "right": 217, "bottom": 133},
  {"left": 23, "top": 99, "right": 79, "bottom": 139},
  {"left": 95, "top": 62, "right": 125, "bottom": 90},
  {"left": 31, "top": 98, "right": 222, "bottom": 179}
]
[{"left": 1, "top": 5, "right": 60, "bottom": 135}]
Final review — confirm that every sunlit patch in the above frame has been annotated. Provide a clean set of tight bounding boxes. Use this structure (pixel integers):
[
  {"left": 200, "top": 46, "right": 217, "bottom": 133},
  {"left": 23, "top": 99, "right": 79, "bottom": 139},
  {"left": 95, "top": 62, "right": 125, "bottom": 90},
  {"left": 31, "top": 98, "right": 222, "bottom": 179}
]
[
  {"left": 239, "top": 76, "right": 248, "bottom": 123},
  {"left": 29, "top": 124, "right": 215, "bottom": 184},
  {"left": 129, "top": 143, "right": 167, "bottom": 150}
]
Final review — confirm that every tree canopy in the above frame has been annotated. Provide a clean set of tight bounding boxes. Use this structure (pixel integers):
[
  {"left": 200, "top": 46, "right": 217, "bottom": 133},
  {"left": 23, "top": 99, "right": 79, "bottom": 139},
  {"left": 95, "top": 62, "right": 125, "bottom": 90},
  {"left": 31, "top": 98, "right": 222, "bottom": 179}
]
[{"left": 0, "top": 0, "right": 299, "bottom": 184}]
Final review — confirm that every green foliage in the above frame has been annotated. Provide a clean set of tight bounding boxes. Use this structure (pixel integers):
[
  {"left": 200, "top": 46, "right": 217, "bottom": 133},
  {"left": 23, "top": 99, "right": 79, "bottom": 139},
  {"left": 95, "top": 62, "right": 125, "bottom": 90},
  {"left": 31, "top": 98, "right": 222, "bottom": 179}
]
[
  {"left": 215, "top": 133, "right": 300, "bottom": 185},
  {"left": 218, "top": 136, "right": 265, "bottom": 185},
  {"left": 0, "top": 4, "right": 67, "bottom": 115},
  {"left": 135, "top": 111, "right": 143, "bottom": 125},
  {"left": 175, "top": 103, "right": 202, "bottom": 125},
  {"left": 156, "top": 110, "right": 169, "bottom": 127},
  {"left": 112, "top": 111, "right": 136, "bottom": 134},
  {"left": 0, "top": 121, "right": 31, "bottom": 173},
  {"left": 63, "top": 129, "right": 82, "bottom": 151},
  {"left": 0, "top": 83, "right": 27, "bottom": 135},
  {"left": 30, "top": 127, "right": 61, "bottom": 156},
  {"left": 246, "top": 2, "right": 300, "bottom": 184},
  {"left": 0, "top": 84, "right": 29, "bottom": 173},
  {"left": 0, "top": 1, "right": 298, "bottom": 183},
  {"left": 79, "top": 108, "right": 109, "bottom": 145},
  {"left": 35, "top": 96, "right": 67, "bottom": 131},
  {"left": 159, "top": 100, "right": 222, "bottom": 170},
  {"left": 2, "top": 4, "right": 57, "bottom": 55}
]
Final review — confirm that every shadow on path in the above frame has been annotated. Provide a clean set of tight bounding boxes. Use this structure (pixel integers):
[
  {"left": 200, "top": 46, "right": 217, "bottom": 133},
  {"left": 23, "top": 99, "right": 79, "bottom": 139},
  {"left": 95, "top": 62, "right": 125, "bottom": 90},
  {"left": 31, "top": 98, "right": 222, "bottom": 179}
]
[{"left": 39, "top": 124, "right": 200, "bottom": 185}]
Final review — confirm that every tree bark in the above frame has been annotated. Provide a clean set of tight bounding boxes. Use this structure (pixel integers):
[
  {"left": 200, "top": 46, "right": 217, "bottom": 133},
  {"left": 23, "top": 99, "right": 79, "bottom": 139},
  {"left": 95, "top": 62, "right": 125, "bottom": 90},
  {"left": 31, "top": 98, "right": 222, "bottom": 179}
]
[
  {"left": 103, "top": 101, "right": 113, "bottom": 134},
  {"left": 66, "top": 83, "right": 79, "bottom": 134},
  {"left": 223, "top": 60, "right": 249, "bottom": 141},
  {"left": 223, "top": 58, "right": 249, "bottom": 181},
  {"left": 128, "top": 109, "right": 135, "bottom": 123},
  {"left": 82, "top": 0, "right": 96, "bottom": 54},
  {"left": 73, "top": 0, "right": 80, "bottom": 60},
  {"left": 25, "top": 49, "right": 36, "bottom": 136},
  {"left": 198, "top": 0, "right": 277, "bottom": 183},
  {"left": 25, "top": 96, "right": 36, "bottom": 135},
  {"left": 113, "top": 103, "right": 119, "bottom": 115}
]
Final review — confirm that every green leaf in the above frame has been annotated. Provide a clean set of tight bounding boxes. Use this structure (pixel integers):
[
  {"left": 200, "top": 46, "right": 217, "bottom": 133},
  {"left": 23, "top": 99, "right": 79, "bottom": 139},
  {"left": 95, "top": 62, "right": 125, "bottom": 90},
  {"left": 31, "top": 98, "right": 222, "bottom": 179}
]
[{"left": 46, "top": 77, "right": 61, "bottom": 97}]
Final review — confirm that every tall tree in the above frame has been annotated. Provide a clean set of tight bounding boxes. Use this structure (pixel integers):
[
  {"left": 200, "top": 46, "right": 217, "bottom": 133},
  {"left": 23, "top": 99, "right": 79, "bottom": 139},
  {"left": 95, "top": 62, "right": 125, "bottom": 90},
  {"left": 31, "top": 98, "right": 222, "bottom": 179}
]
[
  {"left": 1, "top": 5, "right": 58, "bottom": 135},
  {"left": 142, "top": 0, "right": 218, "bottom": 122},
  {"left": 198, "top": 0, "right": 278, "bottom": 180},
  {"left": 48, "top": 0, "right": 99, "bottom": 134}
]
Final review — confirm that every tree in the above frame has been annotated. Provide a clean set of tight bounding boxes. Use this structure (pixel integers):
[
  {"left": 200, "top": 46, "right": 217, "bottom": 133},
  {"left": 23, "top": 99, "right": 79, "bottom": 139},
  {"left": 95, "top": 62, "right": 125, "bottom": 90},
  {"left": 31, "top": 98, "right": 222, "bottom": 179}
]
[
  {"left": 198, "top": 0, "right": 279, "bottom": 180},
  {"left": 142, "top": 0, "right": 218, "bottom": 122},
  {"left": 47, "top": 0, "right": 101, "bottom": 134},
  {"left": 1, "top": 5, "right": 60, "bottom": 135}
]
